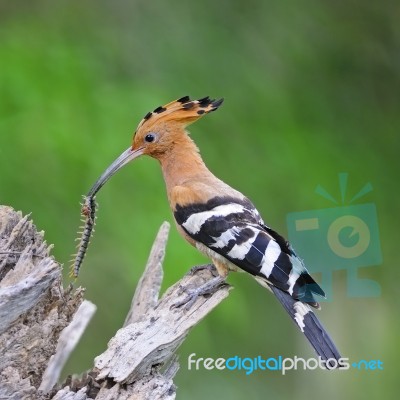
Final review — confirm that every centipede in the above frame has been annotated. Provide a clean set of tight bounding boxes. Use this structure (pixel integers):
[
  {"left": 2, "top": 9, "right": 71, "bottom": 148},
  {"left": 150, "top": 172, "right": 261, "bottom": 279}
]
[{"left": 70, "top": 195, "right": 97, "bottom": 278}]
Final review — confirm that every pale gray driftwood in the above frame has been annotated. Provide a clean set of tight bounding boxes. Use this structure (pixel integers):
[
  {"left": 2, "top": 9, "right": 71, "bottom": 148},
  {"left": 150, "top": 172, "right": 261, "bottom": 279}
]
[
  {"left": 39, "top": 300, "right": 97, "bottom": 393},
  {"left": 94, "top": 265, "right": 231, "bottom": 384},
  {"left": 123, "top": 221, "right": 169, "bottom": 327},
  {"left": 62, "top": 222, "right": 231, "bottom": 399},
  {"left": 0, "top": 206, "right": 232, "bottom": 399},
  {"left": 0, "top": 206, "right": 89, "bottom": 399}
]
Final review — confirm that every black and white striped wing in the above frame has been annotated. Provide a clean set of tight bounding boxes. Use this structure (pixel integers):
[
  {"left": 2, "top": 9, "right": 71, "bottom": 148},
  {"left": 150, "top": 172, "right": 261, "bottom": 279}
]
[
  {"left": 174, "top": 196, "right": 325, "bottom": 304},
  {"left": 175, "top": 196, "right": 343, "bottom": 364}
]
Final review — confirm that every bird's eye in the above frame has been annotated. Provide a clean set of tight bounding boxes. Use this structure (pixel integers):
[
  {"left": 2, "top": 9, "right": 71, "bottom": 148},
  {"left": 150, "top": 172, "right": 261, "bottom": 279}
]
[{"left": 144, "top": 133, "right": 156, "bottom": 143}]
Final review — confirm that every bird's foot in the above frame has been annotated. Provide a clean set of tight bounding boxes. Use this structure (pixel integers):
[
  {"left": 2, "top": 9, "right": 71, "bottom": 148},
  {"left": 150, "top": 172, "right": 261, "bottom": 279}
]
[
  {"left": 186, "top": 263, "right": 218, "bottom": 277},
  {"left": 173, "top": 275, "right": 226, "bottom": 310}
]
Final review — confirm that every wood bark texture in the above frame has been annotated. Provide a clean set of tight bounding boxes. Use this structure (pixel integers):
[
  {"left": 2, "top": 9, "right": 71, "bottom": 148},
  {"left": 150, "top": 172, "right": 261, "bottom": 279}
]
[{"left": 0, "top": 206, "right": 231, "bottom": 399}]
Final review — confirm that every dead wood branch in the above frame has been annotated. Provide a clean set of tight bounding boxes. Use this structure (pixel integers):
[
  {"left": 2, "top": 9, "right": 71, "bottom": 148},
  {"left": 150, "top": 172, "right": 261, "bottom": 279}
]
[{"left": 0, "top": 206, "right": 232, "bottom": 399}]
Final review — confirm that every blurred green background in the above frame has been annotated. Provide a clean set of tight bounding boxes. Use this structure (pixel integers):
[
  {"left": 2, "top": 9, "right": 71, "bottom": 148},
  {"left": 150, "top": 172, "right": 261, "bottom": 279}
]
[{"left": 0, "top": 1, "right": 398, "bottom": 399}]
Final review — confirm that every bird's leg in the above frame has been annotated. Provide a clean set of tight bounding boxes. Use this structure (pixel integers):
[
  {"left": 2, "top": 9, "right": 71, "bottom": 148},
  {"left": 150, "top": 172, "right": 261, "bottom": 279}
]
[
  {"left": 173, "top": 260, "right": 228, "bottom": 310},
  {"left": 186, "top": 263, "right": 218, "bottom": 277},
  {"left": 173, "top": 274, "right": 226, "bottom": 310}
]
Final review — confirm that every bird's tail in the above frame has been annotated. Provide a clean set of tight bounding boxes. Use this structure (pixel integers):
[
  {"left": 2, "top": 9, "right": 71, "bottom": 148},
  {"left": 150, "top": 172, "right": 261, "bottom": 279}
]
[{"left": 268, "top": 284, "right": 342, "bottom": 369}]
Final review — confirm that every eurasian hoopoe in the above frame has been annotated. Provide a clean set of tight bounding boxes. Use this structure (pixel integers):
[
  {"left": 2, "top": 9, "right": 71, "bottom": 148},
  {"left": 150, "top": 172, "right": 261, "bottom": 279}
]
[{"left": 84, "top": 95, "right": 341, "bottom": 366}]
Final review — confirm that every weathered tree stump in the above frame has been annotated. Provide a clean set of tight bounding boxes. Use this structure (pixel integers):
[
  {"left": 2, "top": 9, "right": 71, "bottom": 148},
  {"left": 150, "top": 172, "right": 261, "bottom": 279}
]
[{"left": 0, "top": 206, "right": 231, "bottom": 399}]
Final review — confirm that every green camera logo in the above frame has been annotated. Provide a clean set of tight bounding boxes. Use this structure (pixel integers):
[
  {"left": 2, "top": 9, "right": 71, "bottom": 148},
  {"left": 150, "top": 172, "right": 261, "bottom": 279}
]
[{"left": 287, "top": 173, "right": 382, "bottom": 300}]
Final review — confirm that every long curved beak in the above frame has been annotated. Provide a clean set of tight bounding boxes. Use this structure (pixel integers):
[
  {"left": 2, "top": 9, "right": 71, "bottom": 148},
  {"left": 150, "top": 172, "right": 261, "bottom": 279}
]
[{"left": 87, "top": 147, "right": 144, "bottom": 197}]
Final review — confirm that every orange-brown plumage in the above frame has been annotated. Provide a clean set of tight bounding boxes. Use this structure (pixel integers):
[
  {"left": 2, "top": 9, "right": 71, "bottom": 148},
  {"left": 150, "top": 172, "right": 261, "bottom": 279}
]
[
  {"left": 128, "top": 96, "right": 243, "bottom": 276},
  {"left": 130, "top": 96, "right": 230, "bottom": 210}
]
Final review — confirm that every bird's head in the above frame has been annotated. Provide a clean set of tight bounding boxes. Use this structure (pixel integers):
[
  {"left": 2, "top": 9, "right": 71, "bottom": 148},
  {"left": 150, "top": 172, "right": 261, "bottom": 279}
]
[{"left": 87, "top": 96, "right": 223, "bottom": 197}]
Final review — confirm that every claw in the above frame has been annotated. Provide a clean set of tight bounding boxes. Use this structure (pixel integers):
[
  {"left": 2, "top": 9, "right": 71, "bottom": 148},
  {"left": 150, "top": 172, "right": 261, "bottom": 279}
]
[
  {"left": 186, "top": 263, "right": 218, "bottom": 277},
  {"left": 172, "top": 275, "right": 226, "bottom": 310}
]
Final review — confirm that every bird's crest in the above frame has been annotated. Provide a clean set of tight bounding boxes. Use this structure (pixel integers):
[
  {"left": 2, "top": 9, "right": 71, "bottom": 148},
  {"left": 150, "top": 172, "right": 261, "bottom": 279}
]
[{"left": 135, "top": 96, "right": 224, "bottom": 131}]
